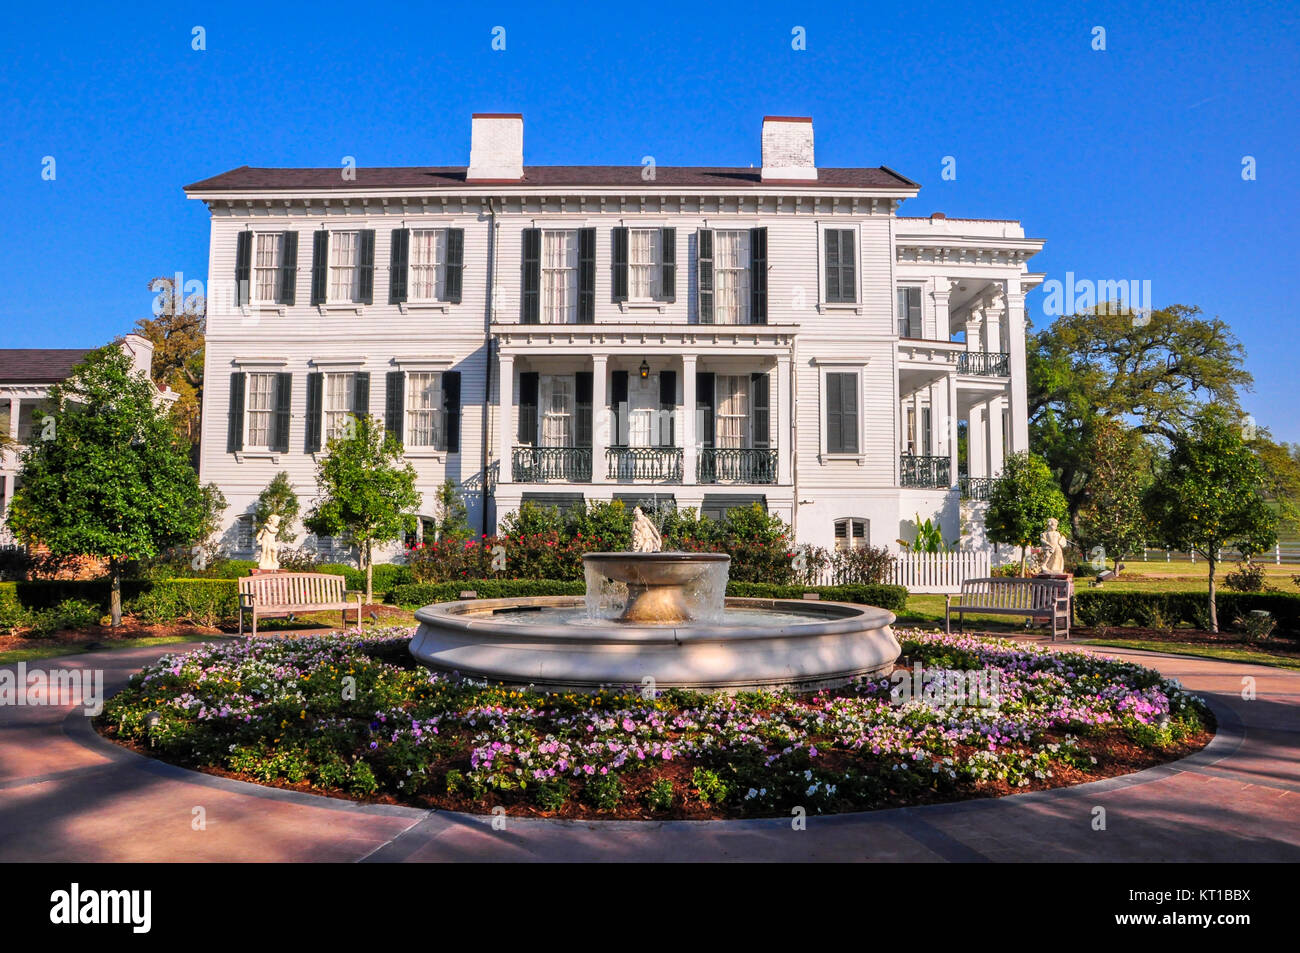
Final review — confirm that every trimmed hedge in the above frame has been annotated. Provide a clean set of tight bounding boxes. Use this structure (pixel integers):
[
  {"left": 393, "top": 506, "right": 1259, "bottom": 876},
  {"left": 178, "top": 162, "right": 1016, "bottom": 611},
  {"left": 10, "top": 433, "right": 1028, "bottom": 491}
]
[
  {"left": 316, "top": 563, "right": 413, "bottom": 601},
  {"left": 1074, "top": 590, "right": 1300, "bottom": 636},
  {"left": 391, "top": 578, "right": 909, "bottom": 612},
  {"left": 0, "top": 579, "right": 240, "bottom": 626}
]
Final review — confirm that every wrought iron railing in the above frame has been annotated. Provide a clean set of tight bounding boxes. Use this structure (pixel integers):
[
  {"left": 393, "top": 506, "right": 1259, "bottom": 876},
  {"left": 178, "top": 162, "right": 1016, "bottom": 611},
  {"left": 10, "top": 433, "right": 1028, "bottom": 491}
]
[
  {"left": 511, "top": 446, "right": 592, "bottom": 483},
  {"left": 959, "top": 475, "right": 994, "bottom": 501},
  {"left": 900, "top": 454, "right": 951, "bottom": 489},
  {"left": 606, "top": 447, "right": 683, "bottom": 482},
  {"left": 697, "top": 448, "right": 778, "bottom": 484},
  {"left": 956, "top": 351, "right": 1010, "bottom": 376}
]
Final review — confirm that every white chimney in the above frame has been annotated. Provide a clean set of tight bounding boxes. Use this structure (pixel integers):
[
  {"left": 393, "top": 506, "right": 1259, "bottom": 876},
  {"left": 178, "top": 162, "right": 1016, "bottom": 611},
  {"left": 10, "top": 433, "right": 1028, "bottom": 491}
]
[
  {"left": 761, "top": 116, "right": 817, "bottom": 182},
  {"left": 467, "top": 113, "right": 524, "bottom": 181}
]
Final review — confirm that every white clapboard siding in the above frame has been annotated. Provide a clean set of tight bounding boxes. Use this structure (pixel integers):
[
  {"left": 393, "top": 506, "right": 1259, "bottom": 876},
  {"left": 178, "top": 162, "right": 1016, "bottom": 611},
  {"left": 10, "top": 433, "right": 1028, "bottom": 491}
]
[{"left": 890, "top": 551, "right": 992, "bottom": 594}]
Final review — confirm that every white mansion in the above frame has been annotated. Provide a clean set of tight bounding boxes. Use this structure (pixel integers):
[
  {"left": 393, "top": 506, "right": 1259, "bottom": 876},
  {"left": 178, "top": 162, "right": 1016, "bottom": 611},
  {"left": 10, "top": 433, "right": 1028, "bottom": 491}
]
[{"left": 185, "top": 115, "right": 1042, "bottom": 559}]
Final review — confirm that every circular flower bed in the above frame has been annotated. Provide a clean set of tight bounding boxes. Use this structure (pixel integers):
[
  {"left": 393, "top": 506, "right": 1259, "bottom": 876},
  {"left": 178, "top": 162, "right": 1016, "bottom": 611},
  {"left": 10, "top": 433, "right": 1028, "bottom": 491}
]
[{"left": 98, "top": 627, "right": 1212, "bottom": 819}]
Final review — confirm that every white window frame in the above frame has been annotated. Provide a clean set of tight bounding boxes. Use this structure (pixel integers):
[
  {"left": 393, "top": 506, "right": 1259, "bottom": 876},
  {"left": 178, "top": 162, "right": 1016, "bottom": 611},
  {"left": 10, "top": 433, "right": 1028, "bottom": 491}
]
[
  {"left": 250, "top": 231, "right": 286, "bottom": 306},
  {"left": 323, "top": 371, "right": 358, "bottom": 441},
  {"left": 817, "top": 223, "right": 862, "bottom": 312},
  {"left": 714, "top": 374, "right": 751, "bottom": 450},
  {"left": 896, "top": 284, "right": 925, "bottom": 339},
  {"left": 243, "top": 371, "right": 277, "bottom": 452},
  {"left": 405, "top": 370, "right": 444, "bottom": 449},
  {"left": 834, "top": 517, "right": 870, "bottom": 551},
  {"left": 713, "top": 230, "right": 751, "bottom": 326},
  {"left": 539, "top": 373, "right": 575, "bottom": 447},
  {"left": 627, "top": 227, "right": 661, "bottom": 302},
  {"left": 815, "top": 361, "right": 867, "bottom": 464},
  {"left": 234, "top": 514, "right": 256, "bottom": 553},
  {"left": 541, "top": 229, "right": 579, "bottom": 325},
  {"left": 328, "top": 230, "right": 362, "bottom": 304},
  {"left": 408, "top": 228, "right": 446, "bottom": 303}
]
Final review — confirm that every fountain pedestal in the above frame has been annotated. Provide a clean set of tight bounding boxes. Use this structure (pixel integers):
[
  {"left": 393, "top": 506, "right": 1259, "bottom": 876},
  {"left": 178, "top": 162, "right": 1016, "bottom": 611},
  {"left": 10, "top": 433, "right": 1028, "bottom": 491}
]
[{"left": 583, "top": 552, "right": 729, "bottom": 624}]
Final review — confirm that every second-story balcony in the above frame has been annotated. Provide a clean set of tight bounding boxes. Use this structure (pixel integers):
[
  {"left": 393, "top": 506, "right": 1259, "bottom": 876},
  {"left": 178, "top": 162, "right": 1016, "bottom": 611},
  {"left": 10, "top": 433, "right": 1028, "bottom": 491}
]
[
  {"left": 512, "top": 446, "right": 592, "bottom": 483},
  {"left": 900, "top": 454, "right": 951, "bottom": 489},
  {"left": 956, "top": 351, "right": 1010, "bottom": 377},
  {"left": 607, "top": 446, "right": 683, "bottom": 482},
  {"left": 698, "top": 448, "right": 778, "bottom": 485},
  {"left": 959, "top": 474, "right": 995, "bottom": 501}
]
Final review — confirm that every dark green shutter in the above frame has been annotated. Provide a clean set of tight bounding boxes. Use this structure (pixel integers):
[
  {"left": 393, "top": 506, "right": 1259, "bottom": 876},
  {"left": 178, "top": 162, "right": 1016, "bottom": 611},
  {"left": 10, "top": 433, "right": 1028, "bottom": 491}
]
[
  {"left": 660, "top": 227, "right": 676, "bottom": 302},
  {"left": 521, "top": 228, "right": 541, "bottom": 323},
  {"left": 272, "top": 372, "right": 292, "bottom": 452},
  {"left": 826, "top": 230, "right": 841, "bottom": 302},
  {"left": 659, "top": 370, "right": 676, "bottom": 446},
  {"left": 826, "top": 373, "right": 843, "bottom": 453},
  {"left": 841, "top": 373, "right": 858, "bottom": 453},
  {"left": 611, "top": 227, "right": 628, "bottom": 302},
  {"left": 696, "top": 372, "right": 715, "bottom": 449},
  {"left": 611, "top": 370, "right": 628, "bottom": 446},
  {"left": 305, "top": 372, "right": 323, "bottom": 451},
  {"left": 444, "top": 228, "right": 464, "bottom": 303},
  {"left": 826, "top": 229, "right": 855, "bottom": 304},
  {"left": 697, "top": 229, "right": 714, "bottom": 324},
  {"left": 357, "top": 230, "right": 375, "bottom": 305},
  {"left": 577, "top": 227, "right": 595, "bottom": 323},
  {"left": 235, "top": 232, "right": 252, "bottom": 306},
  {"left": 310, "top": 232, "right": 328, "bottom": 305},
  {"left": 353, "top": 371, "right": 370, "bottom": 419},
  {"left": 839, "top": 229, "right": 855, "bottom": 303},
  {"left": 278, "top": 232, "right": 298, "bottom": 305},
  {"left": 226, "top": 372, "right": 245, "bottom": 452},
  {"left": 385, "top": 371, "right": 405, "bottom": 444},
  {"left": 751, "top": 372, "right": 769, "bottom": 449},
  {"left": 749, "top": 227, "right": 767, "bottom": 324},
  {"left": 389, "top": 229, "right": 409, "bottom": 304},
  {"left": 575, "top": 371, "right": 593, "bottom": 448},
  {"left": 441, "top": 372, "right": 461, "bottom": 453},
  {"left": 518, "top": 371, "right": 539, "bottom": 443}
]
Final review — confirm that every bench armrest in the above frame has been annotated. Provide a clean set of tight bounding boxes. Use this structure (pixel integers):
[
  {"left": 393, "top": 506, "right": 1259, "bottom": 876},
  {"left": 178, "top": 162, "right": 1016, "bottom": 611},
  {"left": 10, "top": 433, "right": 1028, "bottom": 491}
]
[{"left": 238, "top": 593, "right": 254, "bottom": 609}]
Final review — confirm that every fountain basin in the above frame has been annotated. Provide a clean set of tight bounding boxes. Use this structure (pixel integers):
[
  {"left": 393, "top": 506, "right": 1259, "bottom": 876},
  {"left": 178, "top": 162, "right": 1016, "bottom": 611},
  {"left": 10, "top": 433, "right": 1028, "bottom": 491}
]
[
  {"left": 583, "top": 551, "right": 729, "bottom": 624},
  {"left": 411, "top": 596, "right": 900, "bottom": 692}
]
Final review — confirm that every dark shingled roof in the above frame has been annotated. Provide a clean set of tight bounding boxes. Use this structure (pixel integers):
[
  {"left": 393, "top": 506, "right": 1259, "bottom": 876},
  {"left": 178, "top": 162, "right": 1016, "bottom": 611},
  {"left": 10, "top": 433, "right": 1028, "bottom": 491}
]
[
  {"left": 0, "top": 349, "right": 94, "bottom": 383},
  {"left": 185, "top": 165, "right": 918, "bottom": 193}
]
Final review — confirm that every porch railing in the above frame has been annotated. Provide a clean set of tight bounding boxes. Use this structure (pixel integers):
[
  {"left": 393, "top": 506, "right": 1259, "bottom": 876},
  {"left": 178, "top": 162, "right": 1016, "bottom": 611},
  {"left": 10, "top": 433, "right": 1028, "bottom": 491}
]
[
  {"left": 512, "top": 446, "right": 592, "bottom": 483},
  {"left": 698, "top": 448, "right": 778, "bottom": 484},
  {"left": 956, "top": 351, "right": 1010, "bottom": 377},
  {"left": 607, "top": 447, "right": 683, "bottom": 482},
  {"left": 900, "top": 454, "right": 951, "bottom": 489},
  {"left": 959, "top": 475, "right": 995, "bottom": 501}
]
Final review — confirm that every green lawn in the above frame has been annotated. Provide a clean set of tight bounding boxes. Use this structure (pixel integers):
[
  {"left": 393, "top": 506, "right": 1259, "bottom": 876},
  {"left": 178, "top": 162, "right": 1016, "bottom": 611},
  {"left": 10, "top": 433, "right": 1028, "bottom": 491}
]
[
  {"left": 0, "top": 634, "right": 206, "bottom": 665},
  {"left": 1090, "top": 558, "right": 1299, "bottom": 594},
  {"left": 1079, "top": 638, "right": 1300, "bottom": 671}
]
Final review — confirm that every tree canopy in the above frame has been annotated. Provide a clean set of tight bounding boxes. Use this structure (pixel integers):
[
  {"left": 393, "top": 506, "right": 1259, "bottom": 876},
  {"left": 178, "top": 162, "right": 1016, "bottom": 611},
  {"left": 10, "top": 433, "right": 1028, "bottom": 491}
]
[{"left": 985, "top": 451, "right": 1069, "bottom": 575}]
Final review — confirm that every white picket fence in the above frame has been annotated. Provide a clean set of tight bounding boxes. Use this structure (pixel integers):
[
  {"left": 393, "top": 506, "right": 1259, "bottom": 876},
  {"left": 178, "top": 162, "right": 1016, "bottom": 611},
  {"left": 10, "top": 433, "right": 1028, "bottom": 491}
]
[{"left": 889, "top": 550, "right": 991, "bottom": 594}]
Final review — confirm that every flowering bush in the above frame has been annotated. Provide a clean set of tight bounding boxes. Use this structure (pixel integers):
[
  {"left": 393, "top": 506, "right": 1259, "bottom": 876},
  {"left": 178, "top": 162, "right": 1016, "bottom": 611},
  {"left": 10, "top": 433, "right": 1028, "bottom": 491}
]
[{"left": 100, "top": 627, "right": 1211, "bottom": 819}]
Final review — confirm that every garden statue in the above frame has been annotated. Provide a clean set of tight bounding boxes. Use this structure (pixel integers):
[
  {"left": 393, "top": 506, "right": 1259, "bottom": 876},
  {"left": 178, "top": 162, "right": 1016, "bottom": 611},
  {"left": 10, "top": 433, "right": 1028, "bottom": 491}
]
[
  {"left": 631, "top": 507, "right": 662, "bottom": 553},
  {"left": 256, "top": 514, "right": 282, "bottom": 571},
  {"left": 1040, "top": 517, "right": 1070, "bottom": 574}
]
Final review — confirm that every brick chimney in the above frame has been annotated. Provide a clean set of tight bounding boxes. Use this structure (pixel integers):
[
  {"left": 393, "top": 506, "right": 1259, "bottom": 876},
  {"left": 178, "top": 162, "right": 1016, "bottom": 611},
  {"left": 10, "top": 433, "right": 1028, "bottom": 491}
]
[
  {"left": 467, "top": 113, "right": 524, "bottom": 182},
  {"left": 761, "top": 116, "right": 816, "bottom": 182}
]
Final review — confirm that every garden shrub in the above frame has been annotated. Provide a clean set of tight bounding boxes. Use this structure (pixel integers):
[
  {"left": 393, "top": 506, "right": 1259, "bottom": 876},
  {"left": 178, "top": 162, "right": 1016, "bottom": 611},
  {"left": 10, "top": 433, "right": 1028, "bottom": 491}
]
[
  {"left": 125, "top": 579, "right": 240, "bottom": 627},
  {"left": 1223, "top": 560, "right": 1267, "bottom": 593},
  {"left": 1073, "top": 590, "right": 1300, "bottom": 637},
  {"left": 316, "top": 562, "right": 412, "bottom": 601},
  {"left": 0, "top": 578, "right": 240, "bottom": 628}
]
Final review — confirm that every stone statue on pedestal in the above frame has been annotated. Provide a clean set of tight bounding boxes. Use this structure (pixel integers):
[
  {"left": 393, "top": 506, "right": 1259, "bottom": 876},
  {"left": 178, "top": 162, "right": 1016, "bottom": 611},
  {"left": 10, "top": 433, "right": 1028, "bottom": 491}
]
[
  {"left": 1040, "top": 517, "right": 1069, "bottom": 574},
  {"left": 256, "top": 514, "right": 282, "bottom": 572},
  {"left": 631, "top": 507, "right": 662, "bottom": 553}
]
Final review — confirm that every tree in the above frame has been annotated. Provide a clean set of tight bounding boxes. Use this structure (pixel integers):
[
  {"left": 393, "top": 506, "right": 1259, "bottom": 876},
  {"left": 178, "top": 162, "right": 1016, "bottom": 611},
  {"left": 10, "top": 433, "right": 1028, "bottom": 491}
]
[
  {"left": 1074, "top": 419, "right": 1152, "bottom": 574},
  {"left": 1029, "top": 304, "right": 1252, "bottom": 524},
  {"left": 136, "top": 277, "right": 205, "bottom": 456},
  {"left": 1249, "top": 433, "right": 1300, "bottom": 541},
  {"left": 430, "top": 479, "right": 472, "bottom": 543},
  {"left": 254, "top": 472, "right": 300, "bottom": 543},
  {"left": 8, "top": 346, "right": 204, "bottom": 625},
  {"left": 1144, "top": 412, "right": 1278, "bottom": 632},
  {"left": 304, "top": 415, "right": 419, "bottom": 603},
  {"left": 985, "top": 452, "right": 1069, "bottom": 575}
]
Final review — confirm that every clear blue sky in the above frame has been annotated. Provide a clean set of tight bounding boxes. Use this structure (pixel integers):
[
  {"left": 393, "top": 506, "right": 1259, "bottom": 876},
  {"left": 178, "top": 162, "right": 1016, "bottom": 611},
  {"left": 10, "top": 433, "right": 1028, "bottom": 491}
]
[{"left": 2, "top": 0, "right": 1296, "bottom": 437}]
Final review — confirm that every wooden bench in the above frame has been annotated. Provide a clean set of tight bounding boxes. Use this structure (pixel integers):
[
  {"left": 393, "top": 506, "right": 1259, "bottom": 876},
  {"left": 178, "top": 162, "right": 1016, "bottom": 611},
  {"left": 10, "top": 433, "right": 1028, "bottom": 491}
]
[
  {"left": 237, "top": 572, "right": 362, "bottom": 636},
  {"left": 945, "top": 576, "right": 1073, "bottom": 640}
]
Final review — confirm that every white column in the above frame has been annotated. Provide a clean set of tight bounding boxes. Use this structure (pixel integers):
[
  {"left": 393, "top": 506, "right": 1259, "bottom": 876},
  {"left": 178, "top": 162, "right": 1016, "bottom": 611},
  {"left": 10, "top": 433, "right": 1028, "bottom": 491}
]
[
  {"left": 681, "top": 355, "right": 697, "bottom": 485},
  {"left": 591, "top": 354, "right": 608, "bottom": 484},
  {"left": 8, "top": 397, "right": 19, "bottom": 443},
  {"left": 931, "top": 282, "right": 952, "bottom": 342},
  {"left": 927, "top": 381, "right": 941, "bottom": 458},
  {"left": 947, "top": 373, "right": 959, "bottom": 488},
  {"left": 969, "top": 403, "right": 987, "bottom": 478},
  {"left": 497, "top": 352, "right": 514, "bottom": 484},
  {"left": 983, "top": 303, "right": 1002, "bottom": 355},
  {"left": 777, "top": 353, "right": 792, "bottom": 484},
  {"left": 1005, "top": 280, "right": 1030, "bottom": 453},
  {"left": 964, "top": 312, "right": 982, "bottom": 353},
  {"left": 987, "top": 395, "right": 1005, "bottom": 477}
]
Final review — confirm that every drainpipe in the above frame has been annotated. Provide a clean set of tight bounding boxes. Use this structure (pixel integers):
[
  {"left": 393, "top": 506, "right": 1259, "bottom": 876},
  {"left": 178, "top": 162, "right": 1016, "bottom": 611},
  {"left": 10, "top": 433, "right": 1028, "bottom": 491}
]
[{"left": 480, "top": 197, "right": 499, "bottom": 538}]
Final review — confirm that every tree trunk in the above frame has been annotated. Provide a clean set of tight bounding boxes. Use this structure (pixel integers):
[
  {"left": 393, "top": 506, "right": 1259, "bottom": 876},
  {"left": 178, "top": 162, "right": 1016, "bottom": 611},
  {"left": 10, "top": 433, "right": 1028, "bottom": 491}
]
[
  {"left": 364, "top": 540, "right": 374, "bottom": 605},
  {"left": 1019, "top": 545, "right": 1028, "bottom": 577},
  {"left": 1207, "top": 553, "right": 1218, "bottom": 634},
  {"left": 109, "top": 561, "right": 123, "bottom": 627}
]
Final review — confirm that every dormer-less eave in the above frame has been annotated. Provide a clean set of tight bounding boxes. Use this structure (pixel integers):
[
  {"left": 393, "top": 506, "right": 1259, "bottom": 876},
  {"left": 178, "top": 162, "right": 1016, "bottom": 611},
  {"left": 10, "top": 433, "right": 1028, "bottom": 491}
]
[{"left": 895, "top": 235, "right": 1046, "bottom": 256}]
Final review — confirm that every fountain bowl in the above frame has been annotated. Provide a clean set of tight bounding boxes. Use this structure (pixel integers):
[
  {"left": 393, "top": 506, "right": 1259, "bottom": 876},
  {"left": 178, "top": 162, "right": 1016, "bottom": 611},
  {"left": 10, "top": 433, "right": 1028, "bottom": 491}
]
[{"left": 582, "top": 551, "right": 729, "bottom": 624}]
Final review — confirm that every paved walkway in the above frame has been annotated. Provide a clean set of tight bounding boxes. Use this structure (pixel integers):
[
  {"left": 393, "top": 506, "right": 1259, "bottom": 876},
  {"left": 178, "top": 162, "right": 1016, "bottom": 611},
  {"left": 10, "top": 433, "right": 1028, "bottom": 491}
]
[{"left": 1, "top": 638, "right": 1297, "bottom": 861}]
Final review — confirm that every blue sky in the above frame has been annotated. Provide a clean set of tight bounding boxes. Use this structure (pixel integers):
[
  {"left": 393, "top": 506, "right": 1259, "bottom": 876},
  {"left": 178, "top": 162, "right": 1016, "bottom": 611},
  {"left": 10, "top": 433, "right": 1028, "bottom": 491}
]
[{"left": 2, "top": 0, "right": 1297, "bottom": 437}]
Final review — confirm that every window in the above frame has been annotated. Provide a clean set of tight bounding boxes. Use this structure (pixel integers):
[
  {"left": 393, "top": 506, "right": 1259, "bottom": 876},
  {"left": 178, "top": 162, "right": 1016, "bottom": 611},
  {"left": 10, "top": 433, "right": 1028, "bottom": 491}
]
[
  {"left": 541, "top": 374, "right": 574, "bottom": 446},
  {"left": 714, "top": 231, "right": 750, "bottom": 325},
  {"left": 253, "top": 233, "right": 285, "bottom": 304},
  {"left": 824, "top": 229, "right": 856, "bottom": 303},
  {"left": 324, "top": 372, "right": 358, "bottom": 440},
  {"left": 921, "top": 406, "right": 933, "bottom": 456},
  {"left": 715, "top": 375, "right": 751, "bottom": 449},
  {"left": 834, "top": 518, "right": 869, "bottom": 551},
  {"left": 406, "top": 372, "right": 443, "bottom": 447},
  {"left": 628, "top": 228, "right": 661, "bottom": 300},
  {"left": 235, "top": 515, "right": 255, "bottom": 553},
  {"left": 244, "top": 372, "right": 276, "bottom": 449},
  {"left": 541, "top": 230, "right": 578, "bottom": 324},
  {"left": 409, "top": 229, "right": 445, "bottom": 302},
  {"left": 329, "top": 231, "right": 360, "bottom": 302},
  {"left": 825, "top": 371, "right": 859, "bottom": 455},
  {"left": 897, "top": 286, "right": 922, "bottom": 338}
]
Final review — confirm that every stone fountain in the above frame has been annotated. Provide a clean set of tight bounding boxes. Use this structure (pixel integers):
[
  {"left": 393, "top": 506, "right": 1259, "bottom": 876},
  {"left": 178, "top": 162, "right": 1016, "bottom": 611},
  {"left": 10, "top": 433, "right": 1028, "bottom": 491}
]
[{"left": 410, "top": 508, "right": 900, "bottom": 692}]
